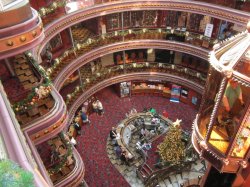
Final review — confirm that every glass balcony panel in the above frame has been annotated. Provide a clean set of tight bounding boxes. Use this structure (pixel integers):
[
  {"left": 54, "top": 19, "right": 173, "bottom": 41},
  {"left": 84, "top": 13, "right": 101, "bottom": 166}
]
[
  {"left": 198, "top": 69, "right": 222, "bottom": 138},
  {"left": 208, "top": 80, "right": 249, "bottom": 154}
]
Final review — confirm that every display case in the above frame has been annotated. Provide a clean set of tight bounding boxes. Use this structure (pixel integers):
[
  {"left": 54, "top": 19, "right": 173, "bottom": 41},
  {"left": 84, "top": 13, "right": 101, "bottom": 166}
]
[
  {"left": 115, "top": 82, "right": 131, "bottom": 98},
  {"left": 131, "top": 81, "right": 168, "bottom": 97}
]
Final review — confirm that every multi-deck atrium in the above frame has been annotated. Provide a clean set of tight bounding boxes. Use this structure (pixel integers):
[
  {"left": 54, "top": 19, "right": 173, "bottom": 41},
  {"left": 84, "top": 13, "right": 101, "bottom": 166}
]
[{"left": 0, "top": 0, "right": 250, "bottom": 186}]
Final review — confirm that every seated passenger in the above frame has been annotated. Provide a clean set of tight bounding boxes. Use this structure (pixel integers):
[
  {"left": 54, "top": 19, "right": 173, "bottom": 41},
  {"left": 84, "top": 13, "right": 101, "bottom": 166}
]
[
  {"left": 114, "top": 145, "right": 122, "bottom": 157},
  {"left": 110, "top": 127, "right": 117, "bottom": 140},
  {"left": 120, "top": 148, "right": 132, "bottom": 165},
  {"left": 140, "top": 126, "right": 150, "bottom": 139}
]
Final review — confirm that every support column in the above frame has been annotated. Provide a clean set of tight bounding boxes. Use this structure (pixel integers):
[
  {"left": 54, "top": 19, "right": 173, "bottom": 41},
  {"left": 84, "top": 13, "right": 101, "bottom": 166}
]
[
  {"left": 121, "top": 12, "right": 126, "bottom": 74},
  {"left": 199, "top": 163, "right": 212, "bottom": 187},
  {"left": 78, "top": 69, "right": 83, "bottom": 89},
  {"left": 4, "top": 59, "right": 15, "bottom": 76}
]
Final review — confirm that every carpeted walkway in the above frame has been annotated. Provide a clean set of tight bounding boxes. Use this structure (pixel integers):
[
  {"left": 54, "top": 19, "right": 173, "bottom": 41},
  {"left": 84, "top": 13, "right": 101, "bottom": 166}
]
[{"left": 76, "top": 86, "right": 197, "bottom": 186}]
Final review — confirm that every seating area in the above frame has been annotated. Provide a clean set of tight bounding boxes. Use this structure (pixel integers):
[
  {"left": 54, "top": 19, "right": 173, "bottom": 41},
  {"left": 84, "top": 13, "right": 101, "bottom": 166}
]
[
  {"left": 71, "top": 26, "right": 94, "bottom": 43},
  {"left": 15, "top": 95, "right": 55, "bottom": 127},
  {"left": 181, "top": 56, "right": 209, "bottom": 74},
  {"left": 14, "top": 54, "right": 39, "bottom": 90},
  {"left": 37, "top": 134, "right": 75, "bottom": 184}
]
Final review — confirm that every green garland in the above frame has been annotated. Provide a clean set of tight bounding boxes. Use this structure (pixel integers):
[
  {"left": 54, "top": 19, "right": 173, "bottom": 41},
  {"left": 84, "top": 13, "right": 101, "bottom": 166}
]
[
  {"left": 12, "top": 53, "right": 52, "bottom": 113},
  {"left": 48, "top": 132, "right": 73, "bottom": 175},
  {"left": 39, "top": 0, "right": 67, "bottom": 18}
]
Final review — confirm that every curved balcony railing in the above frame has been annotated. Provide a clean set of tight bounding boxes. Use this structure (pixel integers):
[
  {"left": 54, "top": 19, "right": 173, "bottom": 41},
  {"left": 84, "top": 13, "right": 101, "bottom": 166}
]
[
  {"left": 39, "top": 0, "right": 250, "bottom": 54},
  {"left": 55, "top": 148, "right": 85, "bottom": 187},
  {"left": 65, "top": 62, "right": 206, "bottom": 106},
  {"left": 23, "top": 87, "right": 68, "bottom": 145},
  {"left": 0, "top": 81, "right": 50, "bottom": 187},
  {"left": 47, "top": 29, "right": 211, "bottom": 82},
  {"left": 66, "top": 65, "right": 205, "bottom": 124},
  {"left": 53, "top": 40, "right": 209, "bottom": 90},
  {"left": 0, "top": 8, "right": 44, "bottom": 60}
]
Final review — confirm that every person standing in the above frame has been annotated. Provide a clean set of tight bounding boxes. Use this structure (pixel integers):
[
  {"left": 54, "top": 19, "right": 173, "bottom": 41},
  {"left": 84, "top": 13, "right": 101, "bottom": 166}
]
[
  {"left": 92, "top": 100, "right": 98, "bottom": 114},
  {"left": 96, "top": 100, "right": 104, "bottom": 116},
  {"left": 81, "top": 110, "right": 91, "bottom": 125}
]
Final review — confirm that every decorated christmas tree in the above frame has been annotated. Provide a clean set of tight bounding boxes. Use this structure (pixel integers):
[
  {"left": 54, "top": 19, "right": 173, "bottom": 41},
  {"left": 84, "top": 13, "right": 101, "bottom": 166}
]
[
  {"left": 157, "top": 119, "right": 185, "bottom": 165},
  {"left": 0, "top": 159, "right": 34, "bottom": 187}
]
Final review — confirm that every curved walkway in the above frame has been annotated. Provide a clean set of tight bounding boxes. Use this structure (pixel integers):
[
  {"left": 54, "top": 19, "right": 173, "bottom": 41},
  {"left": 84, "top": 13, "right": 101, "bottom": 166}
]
[{"left": 76, "top": 87, "right": 197, "bottom": 186}]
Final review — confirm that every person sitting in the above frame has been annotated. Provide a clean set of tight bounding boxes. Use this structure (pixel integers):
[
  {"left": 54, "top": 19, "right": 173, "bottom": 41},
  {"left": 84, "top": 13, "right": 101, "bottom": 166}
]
[
  {"left": 74, "top": 121, "right": 81, "bottom": 135},
  {"left": 120, "top": 148, "right": 132, "bottom": 165},
  {"left": 81, "top": 111, "right": 91, "bottom": 125},
  {"left": 110, "top": 127, "right": 117, "bottom": 140},
  {"left": 140, "top": 125, "right": 150, "bottom": 139},
  {"left": 110, "top": 127, "right": 118, "bottom": 144},
  {"left": 114, "top": 145, "right": 122, "bottom": 158},
  {"left": 96, "top": 100, "right": 104, "bottom": 116}
]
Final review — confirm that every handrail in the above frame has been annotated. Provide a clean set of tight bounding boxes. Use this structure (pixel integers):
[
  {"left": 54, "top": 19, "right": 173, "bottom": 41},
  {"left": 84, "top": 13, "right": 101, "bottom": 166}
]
[
  {"left": 65, "top": 62, "right": 206, "bottom": 107},
  {"left": 47, "top": 28, "right": 212, "bottom": 79},
  {"left": 53, "top": 40, "right": 209, "bottom": 90},
  {"left": 39, "top": 0, "right": 250, "bottom": 54},
  {"left": 67, "top": 71, "right": 204, "bottom": 125},
  {"left": 0, "top": 81, "right": 50, "bottom": 187},
  {"left": 55, "top": 148, "right": 85, "bottom": 187}
]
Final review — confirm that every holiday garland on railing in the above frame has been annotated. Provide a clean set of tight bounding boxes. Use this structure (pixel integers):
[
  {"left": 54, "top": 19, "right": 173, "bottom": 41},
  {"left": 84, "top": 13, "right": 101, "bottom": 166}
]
[
  {"left": 47, "top": 28, "right": 216, "bottom": 77},
  {"left": 39, "top": 0, "right": 67, "bottom": 18},
  {"left": 65, "top": 63, "right": 206, "bottom": 106},
  {"left": 12, "top": 53, "right": 52, "bottom": 113},
  {"left": 48, "top": 132, "right": 74, "bottom": 175}
]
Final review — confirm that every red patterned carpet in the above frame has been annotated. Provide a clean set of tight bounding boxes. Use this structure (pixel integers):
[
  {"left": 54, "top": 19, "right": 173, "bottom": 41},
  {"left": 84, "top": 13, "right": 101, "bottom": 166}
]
[{"left": 76, "top": 86, "right": 197, "bottom": 186}]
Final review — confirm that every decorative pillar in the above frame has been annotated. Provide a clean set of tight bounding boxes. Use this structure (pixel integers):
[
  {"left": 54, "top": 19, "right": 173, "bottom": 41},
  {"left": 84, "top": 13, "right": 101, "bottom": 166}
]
[{"left": 4, "top": 59, "right": 15, "bottom": 76}]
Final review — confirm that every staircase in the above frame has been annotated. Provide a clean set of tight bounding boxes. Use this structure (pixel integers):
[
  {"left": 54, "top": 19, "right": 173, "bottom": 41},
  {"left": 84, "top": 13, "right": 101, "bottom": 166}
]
[{"left": 145, "top": 159, "right": 206, "bottom": 187}]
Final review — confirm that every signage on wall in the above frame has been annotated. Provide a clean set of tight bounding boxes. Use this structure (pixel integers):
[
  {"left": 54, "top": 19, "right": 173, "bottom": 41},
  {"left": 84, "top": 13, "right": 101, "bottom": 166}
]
[
  {"left": 170, "top": 84, "right": 181, "bottom": 103},
  {"left": 204, "top": 23, "right": 214, "bottom": 38}
]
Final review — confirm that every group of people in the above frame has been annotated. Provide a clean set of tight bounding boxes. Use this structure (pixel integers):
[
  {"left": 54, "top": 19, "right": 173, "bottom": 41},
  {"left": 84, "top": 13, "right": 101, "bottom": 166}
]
[
  {"left": 110, "top": 127, "right": 133, "bottom": 165},
  {"left": 92, "top": 99, "right": 104, "bottom": 116}
]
